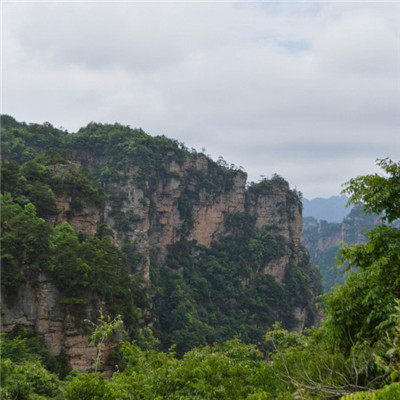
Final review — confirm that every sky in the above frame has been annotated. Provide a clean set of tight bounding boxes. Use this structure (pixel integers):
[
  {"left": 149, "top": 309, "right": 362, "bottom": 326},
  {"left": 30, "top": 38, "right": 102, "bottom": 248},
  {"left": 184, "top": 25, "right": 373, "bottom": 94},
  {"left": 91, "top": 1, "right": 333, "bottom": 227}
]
[{"left": 2, "top": 1, "right": 400, "bottom": 199}]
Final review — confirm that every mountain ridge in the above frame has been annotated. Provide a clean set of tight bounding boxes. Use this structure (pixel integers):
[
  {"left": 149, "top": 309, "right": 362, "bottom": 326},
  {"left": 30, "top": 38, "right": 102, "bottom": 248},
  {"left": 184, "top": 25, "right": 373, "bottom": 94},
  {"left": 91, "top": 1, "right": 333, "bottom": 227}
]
[{"left": 302, "top": 195, "right": 352, "bottom": 223}]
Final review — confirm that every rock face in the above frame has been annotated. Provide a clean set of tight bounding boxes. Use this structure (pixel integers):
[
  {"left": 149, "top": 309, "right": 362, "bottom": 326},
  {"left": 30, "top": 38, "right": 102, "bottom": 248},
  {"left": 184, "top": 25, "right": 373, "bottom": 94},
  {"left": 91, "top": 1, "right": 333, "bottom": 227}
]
[
  {"left": 244, "top": 179, "right": 315, "bottom": 326},
  {"left": 246, "top": 179, "right": 305, "bottom": 283},
  {"left": 1, "top": 275, "right": 97, "bottom": 371},
  {"left": 1, "top": 125, "right": 319, "bottom": 371},
  {"left": 98, "top": 154, "right": 248, "bottom": 277},
  {"left": 247, "top": 179, "right": 303, "bottom": 244},
  {"left": 56, "top": 195, "right": 100, "bottom": 236}
]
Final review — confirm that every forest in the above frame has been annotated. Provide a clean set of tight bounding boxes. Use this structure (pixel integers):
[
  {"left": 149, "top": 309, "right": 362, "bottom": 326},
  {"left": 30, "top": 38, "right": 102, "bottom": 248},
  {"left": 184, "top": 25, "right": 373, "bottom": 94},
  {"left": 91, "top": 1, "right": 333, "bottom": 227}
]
[{"left": 1, "top": 115, "right": 400, "bottom": 399}]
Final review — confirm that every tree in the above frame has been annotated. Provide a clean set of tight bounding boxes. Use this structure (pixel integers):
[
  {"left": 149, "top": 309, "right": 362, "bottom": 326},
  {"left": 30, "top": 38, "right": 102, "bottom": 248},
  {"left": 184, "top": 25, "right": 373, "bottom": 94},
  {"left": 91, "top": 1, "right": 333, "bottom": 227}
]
[
  {"left": 341, "top": 158, "right": 400, "bottom": 223},
  {"left": 85, "top": 310, "right": 123, "bottom": 372},
  {"left": 265, "top": 159, "right": 400, "bottom": 398},
  {"left": 325, "top": 159, "right": 400, "bottom": 350}
]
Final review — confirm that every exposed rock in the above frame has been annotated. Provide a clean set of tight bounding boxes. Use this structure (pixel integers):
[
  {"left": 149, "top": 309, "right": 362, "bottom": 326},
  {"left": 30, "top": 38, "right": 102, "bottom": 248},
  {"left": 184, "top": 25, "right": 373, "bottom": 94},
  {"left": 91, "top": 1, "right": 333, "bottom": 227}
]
[
  {"left": 188, "top": 173, "right": 246, "bottom": 246},
  {"left": 247, "top": 180, "right": 303, "bottom": 245},
  {"left": 1, "top": 274, "right": 97, "bottom": 371},
  {"left": 100, "top": 156, "right": 247, "bottom": 275},
  {"left": 261, "top": 255, "right": 290, "bottom": 283},
  {"left": 56, "top": 195, "right": 100, "bottom": 236},
  {"left": 293, "top": 307, "right": 307, "bottom": 332},
  {"left": 2, "top": 149, "right": 317, "bottom": 370}
]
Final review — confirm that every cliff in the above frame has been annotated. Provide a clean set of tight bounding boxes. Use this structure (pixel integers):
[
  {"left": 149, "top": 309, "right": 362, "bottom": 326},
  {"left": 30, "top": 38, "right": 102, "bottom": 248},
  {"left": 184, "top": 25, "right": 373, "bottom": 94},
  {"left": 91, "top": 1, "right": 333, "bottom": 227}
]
[
  {"left": 1, "top": 274, "right": 98, "bottom": 371},
  {"left": 1, "top": 116, "right": 321, "bottom": 367},
  {"left": 96, "top": 154, "right": 247, "bottom": 278}
]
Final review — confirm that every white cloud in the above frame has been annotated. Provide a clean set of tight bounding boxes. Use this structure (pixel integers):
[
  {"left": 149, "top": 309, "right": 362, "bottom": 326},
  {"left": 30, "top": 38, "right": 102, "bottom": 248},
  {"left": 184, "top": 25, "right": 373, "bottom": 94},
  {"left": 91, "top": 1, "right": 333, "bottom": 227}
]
[{"left": 2, "top": 2, "right": 400, "bottom": 198}]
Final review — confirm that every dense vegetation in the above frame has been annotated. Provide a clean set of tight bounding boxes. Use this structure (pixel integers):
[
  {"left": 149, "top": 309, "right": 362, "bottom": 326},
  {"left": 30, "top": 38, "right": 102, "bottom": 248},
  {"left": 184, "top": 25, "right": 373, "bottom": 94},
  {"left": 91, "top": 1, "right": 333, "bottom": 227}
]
[
  {"left": 1, "top": 193, "right": 148, "bottom": 328},
  {"left": 152, "top": 216, "right": 318, "bottom": 355},
  {"left": 1, "top": 115, "right": 399, "bottom": 398}
]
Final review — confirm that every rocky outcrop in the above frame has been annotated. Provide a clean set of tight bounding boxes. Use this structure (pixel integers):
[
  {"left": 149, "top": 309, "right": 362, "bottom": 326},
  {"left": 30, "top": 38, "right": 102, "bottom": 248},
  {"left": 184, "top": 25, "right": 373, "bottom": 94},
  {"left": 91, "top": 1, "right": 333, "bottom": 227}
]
[
  {"left": 56, "top": 195, "right": 100, "bottom": 236},
  {"left": 247, "top": 180, "right": 303, "bottom": 244},
  {"left": 1, "top": 274, "right": 98, "bottom": 371},
  {"left": 260, "top": 255, "right": 290, "bottom": 283},
  {"left": 2, "top": 139, "right": 317, "bottom": 370},
  {"left": 99, "top": 155, "right": 247, "bottom": 276}
]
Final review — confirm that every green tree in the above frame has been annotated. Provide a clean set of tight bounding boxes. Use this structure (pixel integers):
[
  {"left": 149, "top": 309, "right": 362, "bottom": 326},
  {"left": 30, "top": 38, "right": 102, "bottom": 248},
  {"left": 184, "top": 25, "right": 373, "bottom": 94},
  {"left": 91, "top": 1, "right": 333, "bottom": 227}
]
[
  {"left": 265, "top": 159, "right": 400, "bottom": 399},
  {"left": 85, "top": 310, "right": 123, "bottom": 372},
  {"left": 49, "top": 223, "right": 90, "bottom": 300},
  {"left": 1, "top": 194, "right": 52, "bottom": 293},
  {"left": 325, "top": 158, "right": 400, "bottom": 350},
  {"left": 342, "top": 158, "right": 400, "bottom": 223}
]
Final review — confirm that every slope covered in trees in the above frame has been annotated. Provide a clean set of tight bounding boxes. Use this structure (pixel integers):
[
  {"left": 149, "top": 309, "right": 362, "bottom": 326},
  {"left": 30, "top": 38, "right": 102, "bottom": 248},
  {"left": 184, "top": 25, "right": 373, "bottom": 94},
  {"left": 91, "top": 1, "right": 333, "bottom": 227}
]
[{"left": 1, "top": 157, "right": 400, "bottom": 399}]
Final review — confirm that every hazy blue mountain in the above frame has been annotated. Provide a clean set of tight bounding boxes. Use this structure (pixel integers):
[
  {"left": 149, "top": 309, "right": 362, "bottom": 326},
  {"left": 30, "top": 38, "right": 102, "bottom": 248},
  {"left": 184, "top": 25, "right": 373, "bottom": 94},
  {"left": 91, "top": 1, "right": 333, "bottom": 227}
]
[
  {"left": 302, "top": 205, "right": 381, "bottom": 291},
  {"left": 302, "top": 195, "right": 352, "bottom": 223}
]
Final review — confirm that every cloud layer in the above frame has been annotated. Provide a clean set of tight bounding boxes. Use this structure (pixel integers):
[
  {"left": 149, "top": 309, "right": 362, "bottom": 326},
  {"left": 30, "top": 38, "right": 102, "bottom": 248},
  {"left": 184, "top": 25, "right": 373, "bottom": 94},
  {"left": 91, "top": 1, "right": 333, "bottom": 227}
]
[{"left": 3, "top": 2, "right": 400, "bottom": 198}]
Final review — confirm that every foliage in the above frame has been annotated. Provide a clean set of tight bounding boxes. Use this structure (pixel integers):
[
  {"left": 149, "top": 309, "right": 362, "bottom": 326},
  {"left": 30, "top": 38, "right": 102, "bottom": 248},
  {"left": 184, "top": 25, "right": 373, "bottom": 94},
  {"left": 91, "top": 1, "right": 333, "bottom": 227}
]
[
  {"left": 153, "top": 218, "right": 317, "bottom": 354},
  {"left": 85, "top": 310, "right": 123, "bottom": 372},
  {"left": 264, "top": 323, "right": 388, "bottom": 399},
  {"left": 62, "top": 373, "right": 119, "bottom": 400},
  {"left": 1, "top": 114, "right": 66, "bottom": 164},
  {"left": 339, "top": 382, "right": 400, "bottom": 399},
  {"left": 1, "top": 150, "right": 103, "bottom": 219},
  {"left": 0, "top": 194, "right": 144, "bottom": 329},
  {"left": 265, "top": 159, "right": 400, "bottom": 398},
  {"left": 322, "top": 159, "right": 400, "bottom": 352},
  {"left": 342, "top": 158, "right": 400, "bottom": 223},
  {"left": 108, "top": 338, "right": 276, "bottom": 400},
  {"left": 1, "top": 326, "right": 71, "bottom": 378},
  {"left": 0, "top": 359, "right": 61, "bottom": 399},
  {"left": 247, "top": 174, "right": 288, "bottom": 196},
  {"left": 1, "top": 193, "right": 52, "bottom": 292}
]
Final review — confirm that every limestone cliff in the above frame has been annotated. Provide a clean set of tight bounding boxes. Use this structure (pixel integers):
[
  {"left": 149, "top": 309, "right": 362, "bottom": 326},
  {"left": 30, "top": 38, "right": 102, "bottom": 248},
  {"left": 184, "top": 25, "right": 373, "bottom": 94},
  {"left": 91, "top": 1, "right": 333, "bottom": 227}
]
[
  {"left": 90, "top": 154, "right": 247, "bottom": 280},
  {"left": 1, "top": 119, "right": 321, "bottom": 369},
  {"left": 1, "top": 275, "right": 98, "bottom": 371}
]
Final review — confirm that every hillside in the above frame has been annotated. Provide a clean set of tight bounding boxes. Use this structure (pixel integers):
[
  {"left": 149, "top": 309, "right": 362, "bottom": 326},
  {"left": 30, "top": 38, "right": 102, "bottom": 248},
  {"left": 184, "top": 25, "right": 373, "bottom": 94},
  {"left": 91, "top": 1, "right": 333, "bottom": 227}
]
[{"left": 1, "top": 115, "right": 321, "bottom": 369}]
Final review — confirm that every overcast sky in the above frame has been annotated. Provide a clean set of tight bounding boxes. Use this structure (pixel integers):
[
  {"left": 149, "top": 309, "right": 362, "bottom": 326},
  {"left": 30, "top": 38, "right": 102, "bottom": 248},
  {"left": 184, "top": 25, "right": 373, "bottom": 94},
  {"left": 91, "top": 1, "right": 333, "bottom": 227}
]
[{"left": 2, "top": 1, "right": 400, "bottom": 199}]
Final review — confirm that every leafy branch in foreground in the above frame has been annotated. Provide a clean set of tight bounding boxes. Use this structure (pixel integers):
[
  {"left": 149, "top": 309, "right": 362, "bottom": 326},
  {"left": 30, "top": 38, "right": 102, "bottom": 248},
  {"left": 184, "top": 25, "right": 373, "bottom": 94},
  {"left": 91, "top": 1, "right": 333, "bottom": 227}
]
[
  {"left": 85, "top": 310, "right": 123, "bottom": 372},
  {"left": 342, "top": 158, "right": 400, "bottom": 223},
  {"left": 264, "top": 158, "right": 400, "bottom": 399}
]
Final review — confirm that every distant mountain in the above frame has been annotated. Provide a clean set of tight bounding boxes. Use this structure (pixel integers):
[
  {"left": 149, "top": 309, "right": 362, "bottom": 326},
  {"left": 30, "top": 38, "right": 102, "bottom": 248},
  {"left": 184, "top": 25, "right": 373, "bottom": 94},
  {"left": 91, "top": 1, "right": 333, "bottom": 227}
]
[
  {"left": 302, "top": 195, "right": 352, "bottom": 223},
  {"left": 302, "top": 205, "right": 381, "bottom": 291}
]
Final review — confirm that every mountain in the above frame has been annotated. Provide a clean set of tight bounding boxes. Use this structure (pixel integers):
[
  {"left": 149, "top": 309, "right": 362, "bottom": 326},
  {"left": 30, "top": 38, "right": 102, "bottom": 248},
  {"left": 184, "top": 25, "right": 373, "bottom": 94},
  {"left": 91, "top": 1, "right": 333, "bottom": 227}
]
[
  {"left": 302, "top": 205, "right": 381, "bottom": 291},
  {"left": 1, "top": 115, "right": 321, "bottom": 370},
  {"left": 302, "top": 195, "right": 352, "bottom": 223}
]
